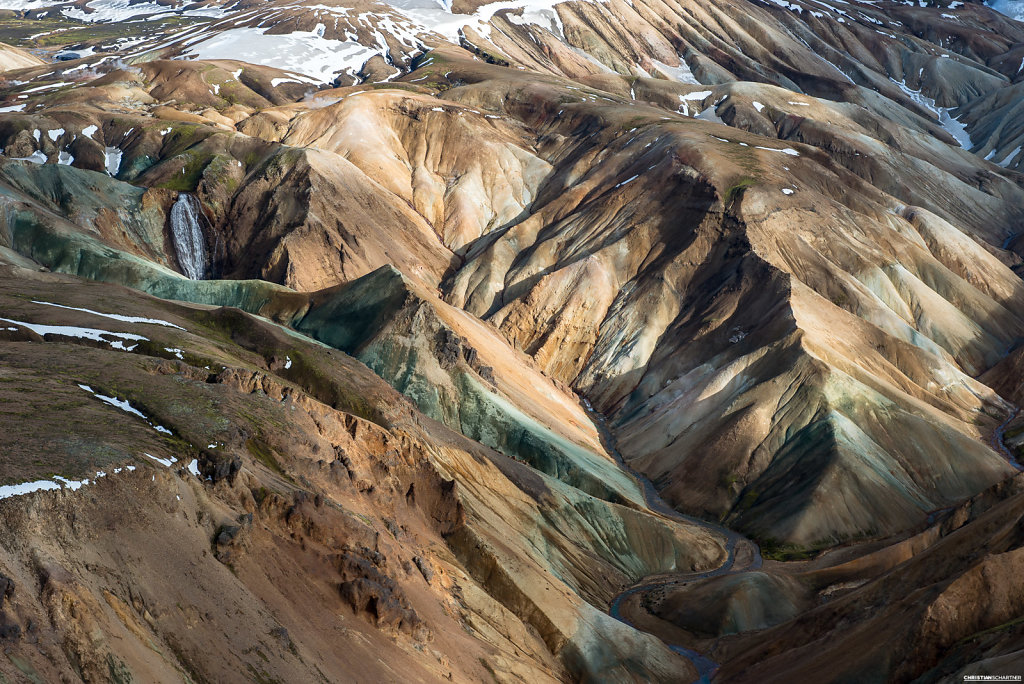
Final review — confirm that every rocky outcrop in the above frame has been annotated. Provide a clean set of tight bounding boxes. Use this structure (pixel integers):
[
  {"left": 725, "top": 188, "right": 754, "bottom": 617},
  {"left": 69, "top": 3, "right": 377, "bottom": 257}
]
[
  {"left": 295, "top": 263, "right": 647, "bottom": 507},
  {"left": 0, "top": 262, "right": 723, "bottom": 682}
]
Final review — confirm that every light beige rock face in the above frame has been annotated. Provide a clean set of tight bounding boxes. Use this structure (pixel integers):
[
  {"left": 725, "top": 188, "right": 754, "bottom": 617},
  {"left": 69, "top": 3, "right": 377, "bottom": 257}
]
[
  {"left": 223, "top": 146, "right": 458, "bottom": 292},
  {"left": 0, "top": 43, "right": 43, "bottom": 72},
  {"left": 491, "top": 253, "right": 619, "bottom": 383},
  {"left": 282, "top": 91, "right": 553, "bottom": 253}
]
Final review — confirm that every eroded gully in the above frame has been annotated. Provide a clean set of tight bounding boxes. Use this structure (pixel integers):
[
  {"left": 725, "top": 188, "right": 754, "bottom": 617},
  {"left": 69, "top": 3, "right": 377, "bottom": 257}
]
[
  {"left": 992, "top": 407, "right": 1022, "bottom": 470},
  {"left": 588, "top": 399, "right": 1021, "bottom": 683},
  {"left": 583, "top": 401, "right": 761, "bottom": 684}
]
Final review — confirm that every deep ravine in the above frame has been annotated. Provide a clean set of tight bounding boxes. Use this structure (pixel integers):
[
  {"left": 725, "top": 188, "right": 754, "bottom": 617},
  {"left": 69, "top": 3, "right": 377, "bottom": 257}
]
[{"left": 583, "top": 399, "right": 762, "bottom": 683}]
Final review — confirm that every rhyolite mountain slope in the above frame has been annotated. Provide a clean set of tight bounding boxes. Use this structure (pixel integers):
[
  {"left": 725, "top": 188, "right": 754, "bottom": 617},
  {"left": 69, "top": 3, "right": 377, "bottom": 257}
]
[
  {"left": 0, "top": 42, "right": 42, "bottom": 71},
  {"left": 3, "top": 46, "right": 1023, "bottom": 546},
  {"left": 0, "top": 262, "right": 723, "bottom": 683},
  {"left": 0, "top": 0, "right": 1022, "bottom": 680}
]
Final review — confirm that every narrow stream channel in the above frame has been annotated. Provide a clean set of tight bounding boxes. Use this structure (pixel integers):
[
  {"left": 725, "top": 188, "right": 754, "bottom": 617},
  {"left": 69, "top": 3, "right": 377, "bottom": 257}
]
[
  {"left": 992, "top": 407, "right": 1021, "bottom": 470},
  {"left": 583, "top": 400, "right": 760, "bottom": 683},
  {"left": 588, "top": 398, "right": 1021, "bottom": 683}
]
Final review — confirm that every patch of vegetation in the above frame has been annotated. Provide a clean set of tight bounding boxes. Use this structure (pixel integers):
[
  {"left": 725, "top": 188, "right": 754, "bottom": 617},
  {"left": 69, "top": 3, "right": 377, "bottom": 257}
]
[
  {"left": 196, "top": 153, "right": 242, "bottom": 207},
  {"left": 956, "top": 614, "right": 1024, "bottom": 646},
  {"left": 1004, "top": 424, "right": 1024, "bottom": 440},
  {"left": 164, "top": 638, "right": 212, "bottom": 684},
  {"left": 410, "top": 51, "right": 450, "bottom": 71},
  {"left": 621, "top": 115, "right": 654, "bottom": 130},
  {"left": 245, "top": 437, "right": 285, "bottom": 477},
  {"left": 156, "top": 152, "right": 213, "bottom": 192},
  {"left": 737, "top": 485, "right": 760, "bottom": 511},
  {"left": 724, "top": 176, "right": 757, "bottom": 205},
  {"left": 252, "top": 486, "right": 270, "bottom": 506},
  {"left": 0, "top": 15, "right": 119, "bottom": 47},
  {"left": 830, "top": 288, "right": 850, "bottom": 308},
  {"left": 158, "top": 123, "right": 204, "bottom": 154},
  {"left": 352, "top": 511, "right": 375, "bottom": 528},
  {"left": 106, "top": 654, "right": 132, "bottom": 684},
  {"left": 455, "top": 38, "right": 510, "bottom": 67},
  {"left": 242, "top": 147, "right": 270, "bottom": 169},
  {"left": 719, "top": 472, "right": 740, "bottom": 488},
  {"left": 244, "top": 663, "right": 283, "bottom": 684},
  {"left": 759, "top": 537, "right": 819, "bottom": 562},
  {"left": 119, "top": 153, "right": 157, "bottom": 182},
  {"left": 287, "top": 354, "right": 387, "bottom": 427},
  {"left": 366, "top": 82, "right": 430, "bottom": 94},
  {"left": 6, "top": 653, "right": 45, "bottom": 684},
  {"left": 0, "top": 11, "right": 205, "bottom": 49}
]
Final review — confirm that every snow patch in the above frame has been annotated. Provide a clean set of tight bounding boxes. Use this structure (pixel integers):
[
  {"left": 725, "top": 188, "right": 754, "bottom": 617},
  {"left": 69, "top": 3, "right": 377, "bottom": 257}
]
[
  {"left": 695, "top": 106, "right": 724, "bottom": 124},
  {"left": 20, "top": 82, "right": 69, "bottom": 94},
  {"left": 53, "top": 476, "right": 88, "bottom": 491},
  {"left": 938, "top": 109, "right": 972, "bottom": 149},
  {"left": 0, "top": 464, "right": 142, "bottom": 502},
  {"left": 11, "top": 151, "right": 47, "bottom": 164},
  {"left": 756, "top": 145, "right": 800, "bottom": 156},
  {"left": 994, "top": 145, "right": 1022, "bottom": 168},
  {"left": 0, "top": 479, "right": 62, "bottom": 499},
  {"left": 63, "top": 0, "right": 175, "bottom": 23},
  {"left": 144, "top": 453, "right": 177, "bottom": 467},
  {"left": 185, "top": 26, "right": 376, "bottom": 84},
  {"left": 104, "top": 146, "right": 122, "bottom": 176},
  {"left": 0, "top": 316, "right": 147, "bottom": 350},
  {"left": 78, "top": 384, "right": 172, "bottom": 435},
  {"left": 989, "top": 0, "right": 1024, "bottom": 22},
  {"left": 651, "top": 57, "right": 700, "bottom": 85},
  {"left": 33, "top": 301, "right": 185, "bottom": 329}
]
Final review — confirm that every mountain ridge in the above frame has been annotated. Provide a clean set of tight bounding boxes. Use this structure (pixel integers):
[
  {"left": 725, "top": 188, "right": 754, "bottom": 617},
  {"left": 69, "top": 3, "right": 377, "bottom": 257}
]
[{"left": 0, "top": 0, "right": 1022, "bottom": 679}]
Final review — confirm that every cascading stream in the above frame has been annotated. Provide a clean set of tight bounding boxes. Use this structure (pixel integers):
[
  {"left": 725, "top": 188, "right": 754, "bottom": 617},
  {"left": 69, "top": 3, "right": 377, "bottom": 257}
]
[{"left": 169, "top": 193, "right": 207, "bottom": 280}]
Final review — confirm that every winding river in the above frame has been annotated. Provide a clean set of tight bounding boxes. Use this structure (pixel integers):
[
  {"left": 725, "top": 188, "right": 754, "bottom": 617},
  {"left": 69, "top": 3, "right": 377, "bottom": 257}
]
[
  {"left": 991, "top": 407, "right": 1022, "bottom": 470},
  {"left": 583, "top": 400, "right": 761, "bottom": 683},
  {"left": 589, "top": 399, "right": 1021, "bottom": 683}
]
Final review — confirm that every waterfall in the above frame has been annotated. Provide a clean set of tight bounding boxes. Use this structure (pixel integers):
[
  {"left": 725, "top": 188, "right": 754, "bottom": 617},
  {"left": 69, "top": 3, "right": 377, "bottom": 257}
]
[{"left": 169, "top": 194, "right": 207, "bottom": 280}]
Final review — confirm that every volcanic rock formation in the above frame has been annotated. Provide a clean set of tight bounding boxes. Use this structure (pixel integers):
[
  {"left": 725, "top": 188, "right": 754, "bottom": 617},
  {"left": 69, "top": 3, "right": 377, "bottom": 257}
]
[{"left": 0, "top": 0, "right": 1022, "bottom": 679}]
